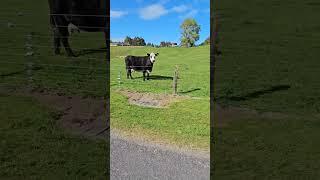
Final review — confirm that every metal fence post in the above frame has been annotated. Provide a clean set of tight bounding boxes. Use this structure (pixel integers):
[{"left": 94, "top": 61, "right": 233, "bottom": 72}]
[
  {"left": 173, "top": 65, "right": 178, "bottom": 95},
  {"left": 25, "top": 33, "right": 34, "bottom": 90},
  {"left": 118, "top": 70, "right": 121, "bottom": 88}
]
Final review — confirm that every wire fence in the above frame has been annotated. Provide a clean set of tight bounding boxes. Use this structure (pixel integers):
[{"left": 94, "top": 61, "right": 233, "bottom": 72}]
[
  {"left": 0, "top": 9, "right": 212, "bottom": 104},
  {"left": 0, "top": 10, "right": 110, "bottom": 132}
]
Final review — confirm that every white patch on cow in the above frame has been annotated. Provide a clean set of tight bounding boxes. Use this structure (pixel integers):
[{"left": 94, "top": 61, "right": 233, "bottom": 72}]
[
  {"left": 131, "top": 69, "right": 135, "bottom": 73},
  {"left": 147, "top": 70, "right": 151, "bottom": 74},
  {"left": 149, "top": 52, "right": 157, "bottom": 63},
  {"left": 68, "top": 23, "right": 80, "bottom": 35}
]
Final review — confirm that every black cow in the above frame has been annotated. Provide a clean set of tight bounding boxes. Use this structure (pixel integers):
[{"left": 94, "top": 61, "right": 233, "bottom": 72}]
[
  {"left": 125, "top": 53, "right": 159, "bottom": 81},
  {"left": 48, "top": 0, "right": 107, "bottom": 57}
]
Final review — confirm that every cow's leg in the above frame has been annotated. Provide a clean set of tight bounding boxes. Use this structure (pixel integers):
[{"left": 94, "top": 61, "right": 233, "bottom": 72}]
[
  {"left": 126, "top": 69, "right": 130, "bottom": 79},
  {"left": 61, "top": 36, "right": 76, "bottom": 57},
  {"left": 143, "top": 71, "right": 146, "bottom": 81},
  {"left": 53, "top": 28, "right": 61, "bottom": 55},
  {"left": 130, "top": 71, "right": 133, "bottom": 79},
  {"left": 60, "top": 28, "right": 76, "bottom": 57},
  {"left": 146, "top": 70, "right": 150, "bottom": 80}
]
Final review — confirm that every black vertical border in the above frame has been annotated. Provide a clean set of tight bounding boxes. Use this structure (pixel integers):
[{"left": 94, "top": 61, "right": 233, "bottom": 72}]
[
  {"left": 105, "top": 0, "right": 111, "bottom": 178},
  {"left": 210, "top": 0, "right": 216, "bottom": 178}
]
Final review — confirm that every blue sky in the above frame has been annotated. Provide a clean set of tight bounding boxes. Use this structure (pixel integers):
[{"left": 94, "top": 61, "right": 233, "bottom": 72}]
[{"left": 111, "top": 0, "right": 210, "bottom": 45}]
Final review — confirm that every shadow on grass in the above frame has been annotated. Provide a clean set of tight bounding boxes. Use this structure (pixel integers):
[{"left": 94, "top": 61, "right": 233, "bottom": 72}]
[
  {"left": 217, "top": 85, "right": 291, "bottom": 101},
  {"left": 76, "top": 47, "right": 107, "bottom": 56},
  {"left": 179, "top": 88, "right": 201, "bottom": 94},
  {"left": 1, "top": 66, "right": 43, "bottom": 78},
  {"left": 132, "top": 75, "right": 173, "bottom": 80}
]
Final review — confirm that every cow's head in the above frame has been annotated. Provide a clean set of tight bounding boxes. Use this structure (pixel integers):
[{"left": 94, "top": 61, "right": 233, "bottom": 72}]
[{"left": 147, "top": 52, "right": 159, "bottom": 63}]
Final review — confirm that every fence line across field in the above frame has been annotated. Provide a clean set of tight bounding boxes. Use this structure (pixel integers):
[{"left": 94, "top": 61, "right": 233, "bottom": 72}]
[
  {"left": 0, "top": 13, "right": 110, "bottom": 18},
  {"left": 0, "top": 33, "right": 110, "bottom": 41},
  {"left": 0, "top": 82, "right": 108, "bottom": 95},
  {"left": 0, "top": 45, "right": 109, "bottom": 54},
  {"left": 2, "top": 22, "right": 109, "bottom": 30},
  {"left": 1, "top": 60, "right": 217, "bottom": 76},
  {"left": 1, "top": 75, "right": 177, "bottom": 87},
  {"left": 0, "top": 75, "right": 107, "bottom": 86},
  {"left": 0, "top": 61, "right": 107, "bottom": 71},
  {"left": 0, "top": 54, "right": 108, "bottom": 63}
]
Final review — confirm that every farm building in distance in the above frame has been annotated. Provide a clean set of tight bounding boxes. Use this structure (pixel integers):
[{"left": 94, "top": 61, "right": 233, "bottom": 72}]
[{"left": 110, "top": 42, "right": 130, "bottom": 46}]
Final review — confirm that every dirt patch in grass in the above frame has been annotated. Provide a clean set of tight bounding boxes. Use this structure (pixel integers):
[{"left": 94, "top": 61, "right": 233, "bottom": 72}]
[
  {"left": 215, "top": 104, "right": 292, "bottom": 127},
  {"left": 119, "top": 90, "right": 186, "bottom": 108},
  {"left": 5, "top": 87, "right": 109, "bottom": 140}
]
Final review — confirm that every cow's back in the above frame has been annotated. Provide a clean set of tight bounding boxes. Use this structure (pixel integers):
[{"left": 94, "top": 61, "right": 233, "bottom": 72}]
[
  {"left": 68, "top": 0, "right": 107, "bottom": 32},
  {"left": 125, "top": 56, "right": 152, "bottom": 71},
  {"left": 48, "top": 0, "right": 107, "bottom": 32}
]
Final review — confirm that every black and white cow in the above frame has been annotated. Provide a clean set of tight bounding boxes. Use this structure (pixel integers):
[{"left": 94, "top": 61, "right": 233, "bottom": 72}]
[
  {"left": 48, "top": 0, "right": 107, "bottom": 57},
  {"left": 125, "top": 52, "right": 159, "bottom": 81}
]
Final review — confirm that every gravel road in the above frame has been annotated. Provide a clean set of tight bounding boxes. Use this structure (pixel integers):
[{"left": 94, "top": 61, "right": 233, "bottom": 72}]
[{"left": 110, "top": 131, "right": 210, "bottom": 180}]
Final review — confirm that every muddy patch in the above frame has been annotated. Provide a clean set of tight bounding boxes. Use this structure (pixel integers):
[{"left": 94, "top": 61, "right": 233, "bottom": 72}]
[
  {"left": 14, "top": 88, "right": 109, "bottom": 140},
  {"left": 119, "top": 90, "right": 186, "bottom": 108}
]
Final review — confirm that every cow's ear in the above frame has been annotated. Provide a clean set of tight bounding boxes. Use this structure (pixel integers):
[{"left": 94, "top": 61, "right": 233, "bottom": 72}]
[
  {"left": 147, "top": 53, "right": 150, "bottom": 56},
  {"left": 155, "top": 53, "right": 159, "bottom": 56}
]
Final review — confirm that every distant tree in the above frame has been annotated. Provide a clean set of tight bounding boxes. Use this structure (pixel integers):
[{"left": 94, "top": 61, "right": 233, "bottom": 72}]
[
  {"left": 200, "top": 37, "right": 210, "bottom": 46},
  {"left": 138, "top": 37, "right": 146, "bottom": 46},
  {"left": 180, "top": 18, "right": 201, "bottom": 47},
  {"left": 124, "top": 36, "right": 132, "bottom": 45},
  {"left": 160, "top": 41, "right": 166, "bottom": 47},
  {"left": 124, "top": 36, "right": 146, "bottom": 46},
  {"left": 131, "top": 37, "right": 145, "bottom": 46}
]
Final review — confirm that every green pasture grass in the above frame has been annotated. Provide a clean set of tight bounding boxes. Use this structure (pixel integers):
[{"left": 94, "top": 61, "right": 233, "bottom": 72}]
[
  {"left": 110, "top": 46, "right": 210, "bottom": 149},
  {"left": 0, "top": 0, "right": 108, "bottom": 97},
  {"left": 0, "top": 94, "right": 108, "bottom": 179},
  {"left": 214, "top": 0, "right": 320, "bottom": 178},
  {"left": 111, "top": 45, "right": 210, "bottom": 97}
]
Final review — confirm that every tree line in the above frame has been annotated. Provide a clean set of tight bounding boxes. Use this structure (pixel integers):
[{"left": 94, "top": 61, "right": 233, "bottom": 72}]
[
  {"left": 124, "top": 36, "right": 146, "bottom": 46},
  {"left": 115, "top": 18, "right": 208, "bottom": 47}
]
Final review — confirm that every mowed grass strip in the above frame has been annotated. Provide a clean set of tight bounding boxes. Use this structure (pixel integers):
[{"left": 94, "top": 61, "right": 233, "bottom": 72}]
[
  {"left": 0, "top": 94, "right": 108, "bottom": 179},
  {"left": 110, "top": 46, "right": 210, "bottom": 150}
]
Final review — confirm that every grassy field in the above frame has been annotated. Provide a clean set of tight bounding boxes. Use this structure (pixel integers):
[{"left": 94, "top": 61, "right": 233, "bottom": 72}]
[
  {"left": 1, "top": 0, "right": 107, "bottom": 97},
  {"left": 1, "top": 0, "right": 108, "bottom": 178},
  {"left": 214, "top": 0, "right": 320, "bottom": 178},
  {"left": 110, "top": 46, "right": 210, "bottom": 150}
]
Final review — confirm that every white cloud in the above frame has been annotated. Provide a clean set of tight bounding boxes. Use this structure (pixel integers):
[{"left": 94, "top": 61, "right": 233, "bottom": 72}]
[
  {"left": 179, "top": 9, "right": 198, "bottom": 19},
  {"left": 171, "top": 5, "right": 189, "bottom": 13},
  {"left": 110, "top": 10, "right": 128, "bottom": 18},
  {"left": 139, "top": 4, "right": 168, "bottom": 20}
]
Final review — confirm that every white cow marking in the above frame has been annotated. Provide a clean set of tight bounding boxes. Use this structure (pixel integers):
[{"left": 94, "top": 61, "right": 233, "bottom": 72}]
[
  {"left": 68, "top": 23, "right": 80, "bottom": 34},
  {"left": 149, "top": 52, "right": 158, "bottom": 63}
]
